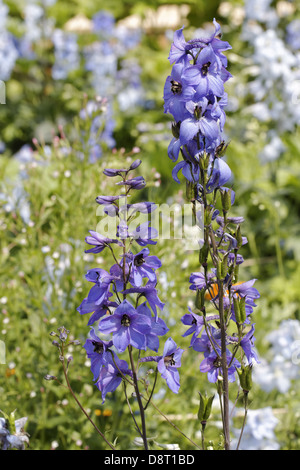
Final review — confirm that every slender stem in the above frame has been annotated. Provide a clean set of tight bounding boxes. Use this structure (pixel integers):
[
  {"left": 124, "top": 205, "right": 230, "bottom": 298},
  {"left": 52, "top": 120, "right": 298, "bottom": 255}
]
[
  {"left": 201, "top": 422, "right": 206, "bottom": 450},
  {"left": 143, "top": 367, "right": 158, "bottom": 411},
  {"left": 217, "top": 280, "right": 231, "bottom": 450},
  {"left": 144, "top": 394, "right": 202, "bottom": 450},
  {"left": 123, "top": 381, "right": 143, "bottom": 439},
  {"left": 236, "top": 392, "right": 249, "bottom": 450},
  {"left": 60, "top": 345, "right": 115, "bottom": 450},
  {"left": 128, "top": 345, "right": 148, "bottom": 450}
]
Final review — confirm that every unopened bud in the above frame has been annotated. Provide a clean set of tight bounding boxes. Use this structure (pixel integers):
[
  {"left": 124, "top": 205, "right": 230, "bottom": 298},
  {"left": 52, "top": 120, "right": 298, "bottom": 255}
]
[
  {"left": 236, "top": 365, "right": 252, "bottom": 393},
  {"left": 195, "top": 289, "right": 205, "bottom": 310},
  {"left": 220, "top": 189, "right": 232, "bottom": 212},
  {"left": 44, "top": 375, "right": 57, "bottom": 381},
  {"left": 235, "top": 225, "right": 243, "bottom": 248},
  {"left": 197, "top": 392, "right": 214, "bottom": 424},
  {"left": 199, "top": 244, "right": 209, "bottom": 265},
  {"left": 129, "top": 159, "right": 142, "bottom": 170}
]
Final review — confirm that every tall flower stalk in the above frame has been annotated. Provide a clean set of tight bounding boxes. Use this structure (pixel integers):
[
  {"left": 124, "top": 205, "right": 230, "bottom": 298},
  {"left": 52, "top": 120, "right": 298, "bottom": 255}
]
[
  {"left": 77, "top": 156, "right": 183, "bottom": 449},
  {"left": 163, "top": 19, "right": 260, "bottom": 450}
]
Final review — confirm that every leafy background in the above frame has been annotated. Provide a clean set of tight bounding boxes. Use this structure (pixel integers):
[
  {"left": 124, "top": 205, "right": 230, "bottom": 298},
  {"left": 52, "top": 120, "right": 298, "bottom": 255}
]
[{"left": 1, "top": 0, "right": 300, "bottom": 450}]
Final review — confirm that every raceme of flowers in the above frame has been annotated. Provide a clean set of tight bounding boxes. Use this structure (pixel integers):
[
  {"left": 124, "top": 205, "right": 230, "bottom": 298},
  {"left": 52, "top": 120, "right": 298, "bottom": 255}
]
[
  {"left": 163, "top": 19, "right": 260, "bottom": 385},
  {"left": 78, "top": 160, "right": 183, "bottom": 402}
]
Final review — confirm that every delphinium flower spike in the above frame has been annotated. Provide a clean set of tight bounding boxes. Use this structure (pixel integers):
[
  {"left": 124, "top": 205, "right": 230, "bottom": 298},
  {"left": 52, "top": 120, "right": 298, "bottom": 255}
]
[
  {"left": 77, "top": 156, "right": 179, "bottom": 450},
  {"left": 163, "top": 19, "right": 260, "bottom": 450}
]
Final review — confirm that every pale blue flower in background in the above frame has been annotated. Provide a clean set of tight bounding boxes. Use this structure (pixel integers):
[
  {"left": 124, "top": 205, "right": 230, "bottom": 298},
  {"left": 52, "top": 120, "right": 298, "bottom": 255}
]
[
  {"left": 52, "top": 29, "right": 79, "bottom": 80},
  {"left": 231, "top": 407, "right": 280, "bottom": 450},
  {"left": 286, "top": 19, "right": 300, "bottom": 51},
  {"left": 253, "top": 319, "right": 300, "bottom": 393}
]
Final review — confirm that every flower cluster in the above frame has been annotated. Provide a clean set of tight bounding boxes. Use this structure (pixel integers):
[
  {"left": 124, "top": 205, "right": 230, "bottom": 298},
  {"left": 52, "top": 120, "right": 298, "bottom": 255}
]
[
  {"left": 163, "top": 18, "right": 232, "bottom": 186},
  {"left": 163, "top": 20, "right": 260, "bottom": 387},
  {"left": 78, "top": 159, "right": 182, "bottom": 402}
]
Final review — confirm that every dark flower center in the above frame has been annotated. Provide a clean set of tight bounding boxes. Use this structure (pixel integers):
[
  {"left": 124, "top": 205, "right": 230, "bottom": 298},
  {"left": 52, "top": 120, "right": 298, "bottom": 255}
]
[
  {"left": 121, "top": 314, "right": 131, "bottom": 327},
  {"left": 201, "top": 62, "right": 211, "bottom": 76},
  {"left": 213, "top": 357, "right": 222, "bottom": 368},
  {"left": 194, "top": 105, "right": 202, "bottom": 120},
  {"left": 134, "top": 253, "right": 145, "bottom": 267},
  {"left": 92, "top": 341, "right": 104, "bottom": 354},
  {"left": 170, "top": 80, "right": 182, "bottom": 94},
  {"left": 164, "top": 353, "right": 175, "bottom": 367}
]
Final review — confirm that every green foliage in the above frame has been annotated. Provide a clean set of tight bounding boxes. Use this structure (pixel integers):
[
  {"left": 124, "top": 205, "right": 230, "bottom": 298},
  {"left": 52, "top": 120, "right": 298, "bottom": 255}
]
[{"left": 1, "top": 0, "right": 300, "bottom": 451}]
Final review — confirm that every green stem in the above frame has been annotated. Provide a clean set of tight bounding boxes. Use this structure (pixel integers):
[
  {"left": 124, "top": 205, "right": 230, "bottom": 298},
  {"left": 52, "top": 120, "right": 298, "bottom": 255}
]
[
  {"left": 128, "top": 346, "right": 148, "bottom": 450},
  {"left": 236, "top": 392, "right": 249, "bottom": 450}
]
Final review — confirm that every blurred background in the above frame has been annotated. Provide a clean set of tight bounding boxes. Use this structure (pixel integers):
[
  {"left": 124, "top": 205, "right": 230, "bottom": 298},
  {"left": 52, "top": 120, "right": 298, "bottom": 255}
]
[{"left": 0, "top": 0, "right": 300, "bottom": 450}]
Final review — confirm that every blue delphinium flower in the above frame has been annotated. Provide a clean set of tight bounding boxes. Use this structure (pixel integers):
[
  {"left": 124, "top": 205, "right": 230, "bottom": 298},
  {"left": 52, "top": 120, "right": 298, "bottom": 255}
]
[
  {"left": 125, "top": 248, "right": 162, "bottom": 287},
  {"left": 200, "top": 349, "right": 240, "bottom": 383},
  {"left": 99, "top": 299, "right": 152, "bottom": 353},
  {"left": 83, "top": 328, "right": 114, "bottom": 381},
  {"left": 96, "top": 357, "right": 133, "bottom": 404},
  {"left": 140, "top": 338, "right": 184, "bottom": 393}
]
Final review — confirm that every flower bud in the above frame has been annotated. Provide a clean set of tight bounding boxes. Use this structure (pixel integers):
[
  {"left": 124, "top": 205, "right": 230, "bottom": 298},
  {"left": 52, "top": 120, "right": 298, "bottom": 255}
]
[
  {"left": 197, "top": 392, "right": 214, "bottom": 424},
  {"left": 199, "top": 244, "right": 209, "bottom": 265},
  {"left": 236, "top": 365, "right": 252, "bottom": 393},
  {"left": 129, "top": 159, "right": 142, "bottom": 170},
  {"left": 239, "top": 297, "right": 246, "bottom": 324},
  {"left": 195, "top": 289, "right": 205, "bottom": 311},
  {"left": 220, "top": 188, "right": 232, "bottom": 212},
  {"left": 233, "top": 295, "right": 241, "bottom": 323},
  {"left": 235, "top": 225, "right": 243, "bottom": 248},
  {"left": 199, "top": 152, "right": 210, "bottom": 170}
]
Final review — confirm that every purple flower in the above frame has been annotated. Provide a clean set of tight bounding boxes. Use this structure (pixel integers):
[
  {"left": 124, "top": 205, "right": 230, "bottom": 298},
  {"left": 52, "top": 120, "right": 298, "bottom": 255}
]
[
  {"left": 83, "top": 328, "right": 114, "bottom": 381},
  {"left": 117, "top": 221, "right": 158, "bottom": 246},
  {"left": 240, "top": 324, "right": 260, "bottom": 365},
  {"left": 181, "top": 307, "right": 204, "bottom": 345},
  {"left": 167, "top": 136, "right": 181, "bottom": 162},
  {"left": 141, "top": 338, "right": 184, "bottom": 393},
  {"left": 77, "top": 297, "right": 117, "bottom": 325},
  {"left": 189, "top": 271, "right": 215, "bottom": 291},
  {"left": 179, "top": 98, "right": 221, "bottom": 146},
  {"left": 99, "top": 299, "right": 151, "bottom": 353},
  {"left": 168, "top": 27, "right": 190, "bottom": 65},
  {"left": 84, "top": 268, "right": 113, "bottom": 307},
  {"left": 85, "top": 230, "right": 123, "bottom": 254},
  {"left": 192, "top": 326, "right": 220, "bottom": 356},
  {"left": 96, "top": 357, "right": 132, "bottom": 403},
  {"left": 116, "top": 176, "right": 146, "bottom": 190},
  {"left": 182, "top": 44, "right": 224, "bottom": 99},
  {"left": 137, "top": 302, "right": 169, "bottom": 352},
  {"left": 125, "top": 247, "right": 162, "bottom": 287},
  {"left": 163, "top": 62, "right": 195, "bottom": 121},
  {"left": 206, "top": 157, "right": 232, "bottom": 192},
  {"left": 200, "top": 349, "right": 240, "bottom": 383},
  {"left": 123, "top": 281, "right": 165, "bottom": 320},
  {"left": 230, "top": 279, "right": 260, "bottom": 323}
]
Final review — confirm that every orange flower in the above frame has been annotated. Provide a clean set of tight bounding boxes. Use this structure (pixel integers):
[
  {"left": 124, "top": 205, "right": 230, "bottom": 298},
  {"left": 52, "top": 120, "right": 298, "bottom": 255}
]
[
  {"left": 205, "top": 282, "right": 244, "bottom": 300},
  {"left": 5, "top": 368, "right": 15, "bottom": 378}
]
